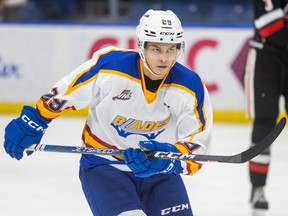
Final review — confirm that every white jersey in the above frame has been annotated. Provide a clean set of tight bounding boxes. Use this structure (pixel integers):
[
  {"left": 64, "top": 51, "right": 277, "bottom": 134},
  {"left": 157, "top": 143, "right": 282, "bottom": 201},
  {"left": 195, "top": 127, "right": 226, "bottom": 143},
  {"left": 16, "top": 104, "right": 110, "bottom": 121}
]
[{"left": 36, "top": 46, "right": 213, "bottom": 176}]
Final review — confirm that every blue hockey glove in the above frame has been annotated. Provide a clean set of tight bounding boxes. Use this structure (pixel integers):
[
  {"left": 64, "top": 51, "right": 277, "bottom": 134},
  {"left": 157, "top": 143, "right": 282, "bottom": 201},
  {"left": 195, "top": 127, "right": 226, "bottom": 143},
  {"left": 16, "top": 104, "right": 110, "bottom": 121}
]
[
  {"left": 4, "top": 106, "right": 50, "bottom": 160},
  {"left": 123, "top": 140, "right": 180, "bottom": 178}
]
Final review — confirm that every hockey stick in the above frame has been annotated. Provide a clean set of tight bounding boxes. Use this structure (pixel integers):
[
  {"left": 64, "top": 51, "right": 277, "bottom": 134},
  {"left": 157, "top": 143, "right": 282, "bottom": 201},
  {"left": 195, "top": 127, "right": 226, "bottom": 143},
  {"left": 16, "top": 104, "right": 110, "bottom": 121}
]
[{"left": 25, "top": 117, "right": 286, "bottom": 163}]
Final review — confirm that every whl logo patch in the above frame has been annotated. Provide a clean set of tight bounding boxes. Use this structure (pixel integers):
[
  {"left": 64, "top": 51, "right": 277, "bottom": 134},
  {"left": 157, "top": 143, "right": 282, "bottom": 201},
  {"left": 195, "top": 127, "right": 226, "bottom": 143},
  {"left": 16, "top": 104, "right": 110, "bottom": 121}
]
[{"left": 112, "top": 90, "right": 132, "bottom": 100}]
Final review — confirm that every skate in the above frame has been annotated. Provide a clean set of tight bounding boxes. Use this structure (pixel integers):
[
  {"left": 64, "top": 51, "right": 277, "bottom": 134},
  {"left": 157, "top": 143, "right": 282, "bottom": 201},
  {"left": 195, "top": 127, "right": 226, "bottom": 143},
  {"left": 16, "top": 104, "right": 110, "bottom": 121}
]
[{"left": 250, "top": 186, "right": 268, "bottom": 216}]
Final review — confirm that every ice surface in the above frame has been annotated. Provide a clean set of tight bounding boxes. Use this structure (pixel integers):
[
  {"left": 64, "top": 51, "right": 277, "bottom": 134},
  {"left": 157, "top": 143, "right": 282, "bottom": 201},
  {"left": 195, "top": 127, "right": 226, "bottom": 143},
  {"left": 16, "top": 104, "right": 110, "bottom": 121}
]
[{"left": 0, "top": 115, "right": 287, "bottom": 216}]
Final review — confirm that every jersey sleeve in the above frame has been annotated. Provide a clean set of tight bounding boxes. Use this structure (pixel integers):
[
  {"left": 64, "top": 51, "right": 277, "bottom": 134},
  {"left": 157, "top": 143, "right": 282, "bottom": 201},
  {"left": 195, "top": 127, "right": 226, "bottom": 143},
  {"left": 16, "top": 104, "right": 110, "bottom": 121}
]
[
  {"left": 36, "top": 46, "right": 116, "bottom": 120},
  {"left": 253, "top": 0, "right": 287, "bottom": 38},
  {"left": 172, "top": 76, "right": 213, "bottom": 176}
]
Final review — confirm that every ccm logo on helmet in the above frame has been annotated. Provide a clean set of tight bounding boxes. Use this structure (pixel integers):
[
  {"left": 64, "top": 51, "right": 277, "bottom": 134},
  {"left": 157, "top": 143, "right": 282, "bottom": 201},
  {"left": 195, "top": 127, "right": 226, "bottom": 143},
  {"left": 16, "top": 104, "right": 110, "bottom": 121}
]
[
  {"left": 160, "top": 32, "right": 175, "bottom": 35},
  {"left": 161, "top": 203, "right": 189, "bottom": 215},
  {"left": 21, "top": 115, "right": 46, "bottom": 133}
]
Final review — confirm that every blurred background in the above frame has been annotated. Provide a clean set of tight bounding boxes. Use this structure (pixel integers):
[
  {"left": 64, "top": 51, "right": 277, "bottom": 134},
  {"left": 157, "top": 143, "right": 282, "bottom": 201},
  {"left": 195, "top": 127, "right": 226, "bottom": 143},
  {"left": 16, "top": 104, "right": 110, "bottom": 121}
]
[
  {"left": 0, "top": 0, "right": 253, "bottom": 26},
  {"left": 0, "top": 0, "right": 258, "bottom": 122}
]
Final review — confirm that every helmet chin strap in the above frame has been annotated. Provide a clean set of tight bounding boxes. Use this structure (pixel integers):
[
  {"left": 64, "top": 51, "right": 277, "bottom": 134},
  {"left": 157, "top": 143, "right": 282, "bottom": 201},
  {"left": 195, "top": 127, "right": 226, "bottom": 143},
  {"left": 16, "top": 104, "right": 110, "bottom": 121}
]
[
  {"left": 139, "top": 50, "right": 162, "bottom": 78},
  {"left": 138, "top": 49, "right": 180, "bottom": 79},
  {"left": 144, "top": 61, "right": 162, "bottom": 78}
]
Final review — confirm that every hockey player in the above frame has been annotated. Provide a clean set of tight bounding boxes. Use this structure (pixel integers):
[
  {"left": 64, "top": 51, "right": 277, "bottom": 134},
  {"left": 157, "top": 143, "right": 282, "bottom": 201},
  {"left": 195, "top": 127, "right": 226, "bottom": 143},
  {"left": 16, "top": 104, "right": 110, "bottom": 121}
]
[
  {"left": 244, "top": 0, "right": 288, "bottom": 215},
  {"left": 3, "top": 9, "right": 213, "bottom": 215}
]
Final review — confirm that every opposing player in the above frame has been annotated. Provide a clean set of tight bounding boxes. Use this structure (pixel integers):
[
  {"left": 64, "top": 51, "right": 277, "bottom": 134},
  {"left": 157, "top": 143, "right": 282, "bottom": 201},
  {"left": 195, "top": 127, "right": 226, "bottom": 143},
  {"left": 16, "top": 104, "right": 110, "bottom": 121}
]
[
  {"left": 244, "top": 0, "right": 288, "bottom": 215},
  {"left": 3, "top": 9, "right": 213, "bottom": 215}
]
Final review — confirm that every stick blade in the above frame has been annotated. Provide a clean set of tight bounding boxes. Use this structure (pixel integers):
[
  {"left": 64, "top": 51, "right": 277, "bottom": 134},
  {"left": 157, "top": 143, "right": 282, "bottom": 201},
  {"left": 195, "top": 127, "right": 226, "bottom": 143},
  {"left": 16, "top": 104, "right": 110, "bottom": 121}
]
[
  {"left": 189, "top": 117, "right": 286, "bottom": 163},
  {"left": 240, "top": 117, "right": 286, "bottom": 163}
]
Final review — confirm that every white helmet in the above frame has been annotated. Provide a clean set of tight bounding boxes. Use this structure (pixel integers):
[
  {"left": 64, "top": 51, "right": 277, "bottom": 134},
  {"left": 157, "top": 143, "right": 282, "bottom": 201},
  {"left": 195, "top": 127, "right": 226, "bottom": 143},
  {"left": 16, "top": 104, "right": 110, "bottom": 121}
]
[{"left": 136, "top": 9, "right": 184, "bottom": 49}]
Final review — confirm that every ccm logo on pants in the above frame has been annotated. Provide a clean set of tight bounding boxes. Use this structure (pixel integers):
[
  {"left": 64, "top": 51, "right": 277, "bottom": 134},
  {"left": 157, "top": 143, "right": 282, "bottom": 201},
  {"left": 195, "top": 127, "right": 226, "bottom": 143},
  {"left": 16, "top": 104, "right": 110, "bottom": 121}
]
[{"left": 161, "top": 203, "right": 189, "bottom": 215}]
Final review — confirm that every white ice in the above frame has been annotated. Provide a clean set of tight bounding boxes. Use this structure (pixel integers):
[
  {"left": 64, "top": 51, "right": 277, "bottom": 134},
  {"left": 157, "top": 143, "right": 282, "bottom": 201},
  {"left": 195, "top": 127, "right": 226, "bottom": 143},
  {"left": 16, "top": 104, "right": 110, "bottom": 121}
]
[{"left": 0, "top": 115, "right": 287, "bottom": 216}]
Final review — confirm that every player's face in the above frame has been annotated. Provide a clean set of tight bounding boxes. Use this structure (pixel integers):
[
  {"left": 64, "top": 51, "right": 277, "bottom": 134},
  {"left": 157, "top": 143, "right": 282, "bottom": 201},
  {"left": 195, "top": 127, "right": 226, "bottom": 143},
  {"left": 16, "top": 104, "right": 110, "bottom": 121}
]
[{"left": 143, "top": 42, "right": 178, "bottom": 80}]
